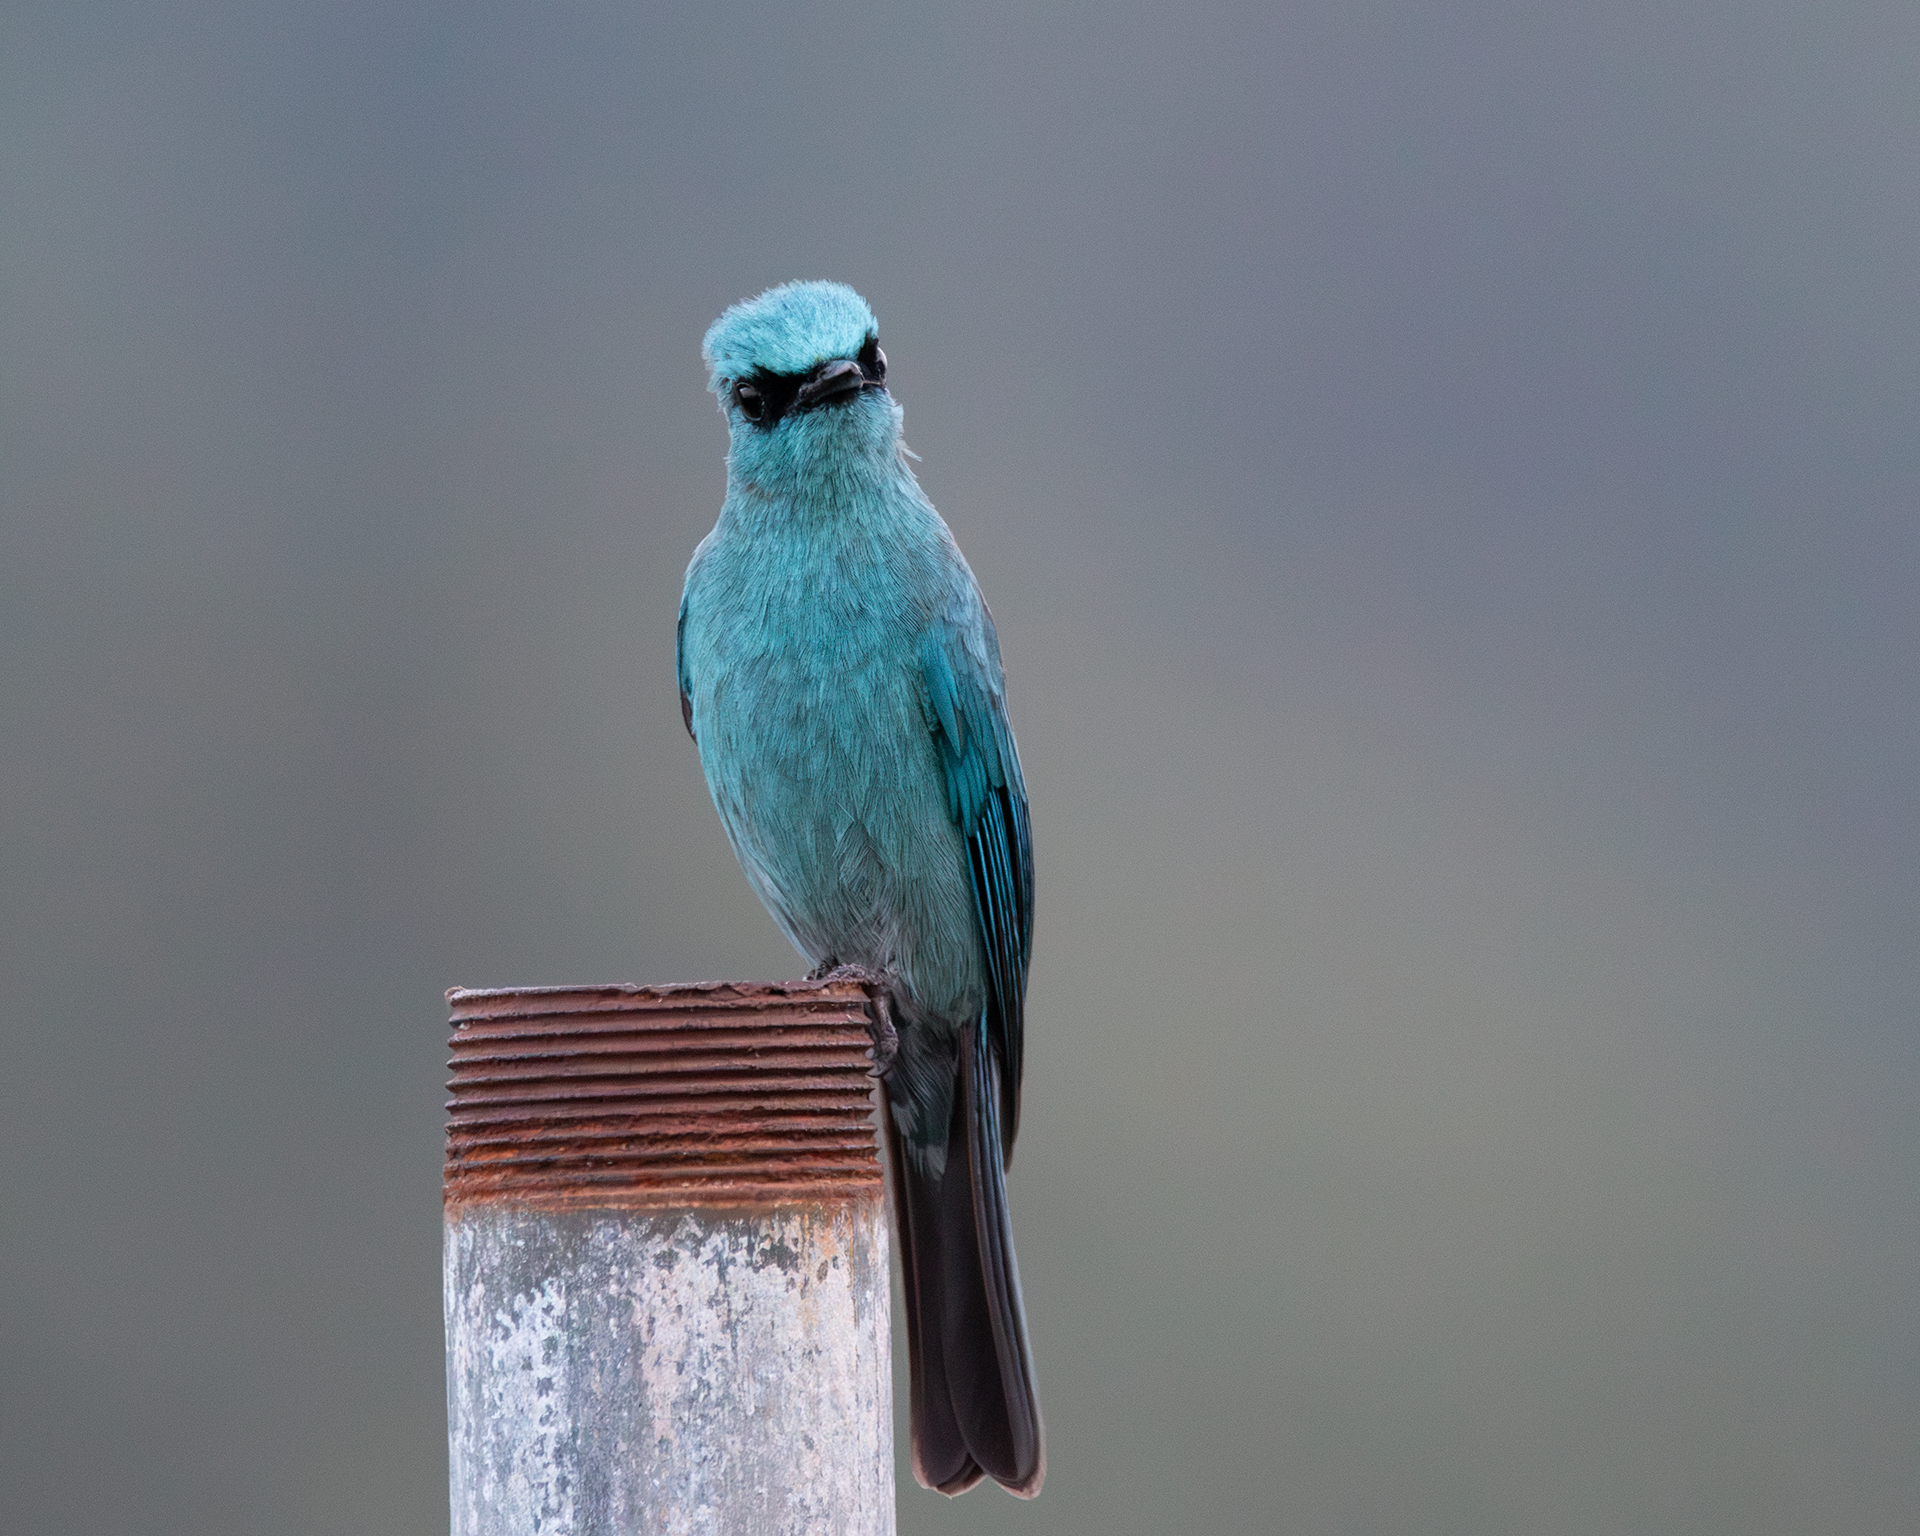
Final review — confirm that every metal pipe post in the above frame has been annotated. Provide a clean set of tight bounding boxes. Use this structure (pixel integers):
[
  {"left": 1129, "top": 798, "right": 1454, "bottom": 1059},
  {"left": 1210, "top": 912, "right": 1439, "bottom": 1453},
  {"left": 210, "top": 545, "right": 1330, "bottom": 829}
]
[{"left": 443, "top": 980, "right": 894, "bottom": 1536}]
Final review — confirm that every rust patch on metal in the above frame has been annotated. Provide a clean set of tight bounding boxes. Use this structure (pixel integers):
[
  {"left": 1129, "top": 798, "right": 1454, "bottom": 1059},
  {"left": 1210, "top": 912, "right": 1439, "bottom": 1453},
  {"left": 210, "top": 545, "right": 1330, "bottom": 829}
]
[{"left": 444, "top": 980, "right": 886, "bottom": 1212}]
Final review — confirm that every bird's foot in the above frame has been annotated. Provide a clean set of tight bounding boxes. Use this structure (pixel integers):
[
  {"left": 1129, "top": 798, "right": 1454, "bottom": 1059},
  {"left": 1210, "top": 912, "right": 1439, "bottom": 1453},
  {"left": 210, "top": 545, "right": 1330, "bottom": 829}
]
[{"left": 813, "top": 963, "right": 900, "bottom": 1079}]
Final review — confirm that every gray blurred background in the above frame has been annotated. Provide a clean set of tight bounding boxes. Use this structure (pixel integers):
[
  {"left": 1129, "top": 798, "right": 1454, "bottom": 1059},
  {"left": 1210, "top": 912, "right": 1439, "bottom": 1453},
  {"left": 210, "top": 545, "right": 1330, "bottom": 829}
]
[{"left": 4, "top": 2, "right": 1915, "bottom": 1532}]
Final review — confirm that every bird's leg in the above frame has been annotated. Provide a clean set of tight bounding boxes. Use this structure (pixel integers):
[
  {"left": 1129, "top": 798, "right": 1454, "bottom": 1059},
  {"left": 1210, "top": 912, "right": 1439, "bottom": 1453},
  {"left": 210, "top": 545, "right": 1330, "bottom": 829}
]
[{"left": 813, "top": 962, "right": 901, "bottom": 1078}]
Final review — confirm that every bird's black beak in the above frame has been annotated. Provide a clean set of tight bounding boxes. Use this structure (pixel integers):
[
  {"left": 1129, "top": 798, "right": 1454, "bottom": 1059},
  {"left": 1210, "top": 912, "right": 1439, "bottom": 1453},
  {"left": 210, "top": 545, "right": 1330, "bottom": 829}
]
[{"left": 794, "top": 358, "right": 869, "bottom": 411}]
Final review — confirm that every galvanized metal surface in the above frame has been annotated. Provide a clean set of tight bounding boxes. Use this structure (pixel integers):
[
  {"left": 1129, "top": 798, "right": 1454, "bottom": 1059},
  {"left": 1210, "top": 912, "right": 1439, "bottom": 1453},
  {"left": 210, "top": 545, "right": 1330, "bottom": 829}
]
[
  {"left": 446, "top": 1200, "right": 893, "bottom": 1536},
  {"left": 443, "top": 981, "right": 895, "bottom": 1536}
]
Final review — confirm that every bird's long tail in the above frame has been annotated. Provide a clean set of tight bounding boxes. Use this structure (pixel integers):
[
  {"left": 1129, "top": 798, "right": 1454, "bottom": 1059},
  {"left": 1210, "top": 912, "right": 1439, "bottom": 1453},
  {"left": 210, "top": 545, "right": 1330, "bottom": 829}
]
[{"left": 885, "top": 1019, "right": 1045, "bottom": 1498}]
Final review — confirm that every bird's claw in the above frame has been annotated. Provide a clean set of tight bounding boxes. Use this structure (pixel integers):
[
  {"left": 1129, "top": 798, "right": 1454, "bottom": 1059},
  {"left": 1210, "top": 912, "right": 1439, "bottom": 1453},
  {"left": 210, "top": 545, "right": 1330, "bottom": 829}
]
[{"left": 813, "top": 962, "right": 900, "bottom": 1078}]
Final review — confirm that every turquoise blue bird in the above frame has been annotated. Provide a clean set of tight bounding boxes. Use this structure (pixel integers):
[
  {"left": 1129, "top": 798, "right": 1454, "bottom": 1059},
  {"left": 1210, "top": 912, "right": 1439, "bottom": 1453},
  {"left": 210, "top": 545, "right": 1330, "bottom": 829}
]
[{"left": 677, "top": 281, "right": 1043, "bottom": 1498}]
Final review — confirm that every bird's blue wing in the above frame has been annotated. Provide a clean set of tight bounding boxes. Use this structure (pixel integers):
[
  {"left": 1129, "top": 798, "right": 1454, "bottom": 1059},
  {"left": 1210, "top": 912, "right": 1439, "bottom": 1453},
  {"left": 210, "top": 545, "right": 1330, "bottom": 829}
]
[
  {"left": 677, "top": 591, "right": 695, "bottom": 740},
  {"left": 921, "top": 627, "right": 1033, "bottom": 1149}
]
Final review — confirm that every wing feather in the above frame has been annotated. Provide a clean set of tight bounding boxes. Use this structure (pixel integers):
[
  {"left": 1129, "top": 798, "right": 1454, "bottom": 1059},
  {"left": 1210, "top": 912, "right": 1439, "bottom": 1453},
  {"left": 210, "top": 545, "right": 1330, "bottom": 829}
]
[
  {"left": 921, "top": 627, "right": 1033, "bottom": 1151},
  {"left": 676, "top": 592, "right": 696, "bottom": 740}
]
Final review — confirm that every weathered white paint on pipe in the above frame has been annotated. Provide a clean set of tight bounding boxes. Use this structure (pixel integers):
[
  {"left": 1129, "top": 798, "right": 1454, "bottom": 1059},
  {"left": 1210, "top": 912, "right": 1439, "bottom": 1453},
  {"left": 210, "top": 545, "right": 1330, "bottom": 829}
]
[{"left": 445, "top": 1199, "right": 893, "bottom": 1536}]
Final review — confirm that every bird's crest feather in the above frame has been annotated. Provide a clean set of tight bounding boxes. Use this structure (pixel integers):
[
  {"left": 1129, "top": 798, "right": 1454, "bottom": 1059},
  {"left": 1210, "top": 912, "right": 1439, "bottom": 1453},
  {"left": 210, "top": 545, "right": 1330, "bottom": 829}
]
[{"left": 702, "top": 281, "right": 878, "bottom": 393}]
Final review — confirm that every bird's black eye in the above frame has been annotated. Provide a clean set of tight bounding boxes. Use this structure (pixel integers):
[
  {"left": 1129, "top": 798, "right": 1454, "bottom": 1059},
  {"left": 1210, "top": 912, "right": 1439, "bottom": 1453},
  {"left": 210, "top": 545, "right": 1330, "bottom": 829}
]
[
  {"left": 733, "top": 381, "right": 765, "bottom": 421},
  {"left": 858, "top": 335, "right": 887, "bottom": 384}
]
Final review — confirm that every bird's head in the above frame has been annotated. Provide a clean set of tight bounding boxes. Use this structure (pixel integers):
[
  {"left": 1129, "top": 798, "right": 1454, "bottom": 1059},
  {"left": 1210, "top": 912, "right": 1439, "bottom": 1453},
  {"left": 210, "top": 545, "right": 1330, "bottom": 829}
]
[{"left": 702, "top": 281, "right": 903, "bottom": 484}]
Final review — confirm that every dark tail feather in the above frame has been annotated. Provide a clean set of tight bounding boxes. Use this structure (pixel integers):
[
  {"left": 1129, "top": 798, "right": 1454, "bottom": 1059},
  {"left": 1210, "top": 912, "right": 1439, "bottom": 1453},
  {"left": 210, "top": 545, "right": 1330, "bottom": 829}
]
[
  {"left": 886, "top": 1022, "right": 1045, "bottom": 1499},
  {"left": 885, "top": 1096, "right": 986, "bottom": 1497}
]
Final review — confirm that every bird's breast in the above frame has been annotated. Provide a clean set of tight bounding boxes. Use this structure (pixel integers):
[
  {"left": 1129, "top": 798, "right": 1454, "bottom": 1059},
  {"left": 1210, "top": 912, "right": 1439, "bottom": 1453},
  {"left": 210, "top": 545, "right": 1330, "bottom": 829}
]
[{"left": 682, "top": 505, "right": 982, "bottom": 1015}]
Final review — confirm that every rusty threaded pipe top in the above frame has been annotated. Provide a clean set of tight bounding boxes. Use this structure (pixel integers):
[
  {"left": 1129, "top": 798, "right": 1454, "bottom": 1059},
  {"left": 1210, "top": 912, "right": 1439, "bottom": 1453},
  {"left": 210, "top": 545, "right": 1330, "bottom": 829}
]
[{"left": 443, "top": 980, "right": 885, "bottom": 1212}]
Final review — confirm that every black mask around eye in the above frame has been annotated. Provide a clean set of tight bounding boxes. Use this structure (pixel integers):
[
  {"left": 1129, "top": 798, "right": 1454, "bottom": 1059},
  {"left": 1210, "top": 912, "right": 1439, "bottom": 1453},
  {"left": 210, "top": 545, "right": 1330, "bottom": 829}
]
[{"left": 730, "top": 333, "right": 887, "bottom": 429}]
